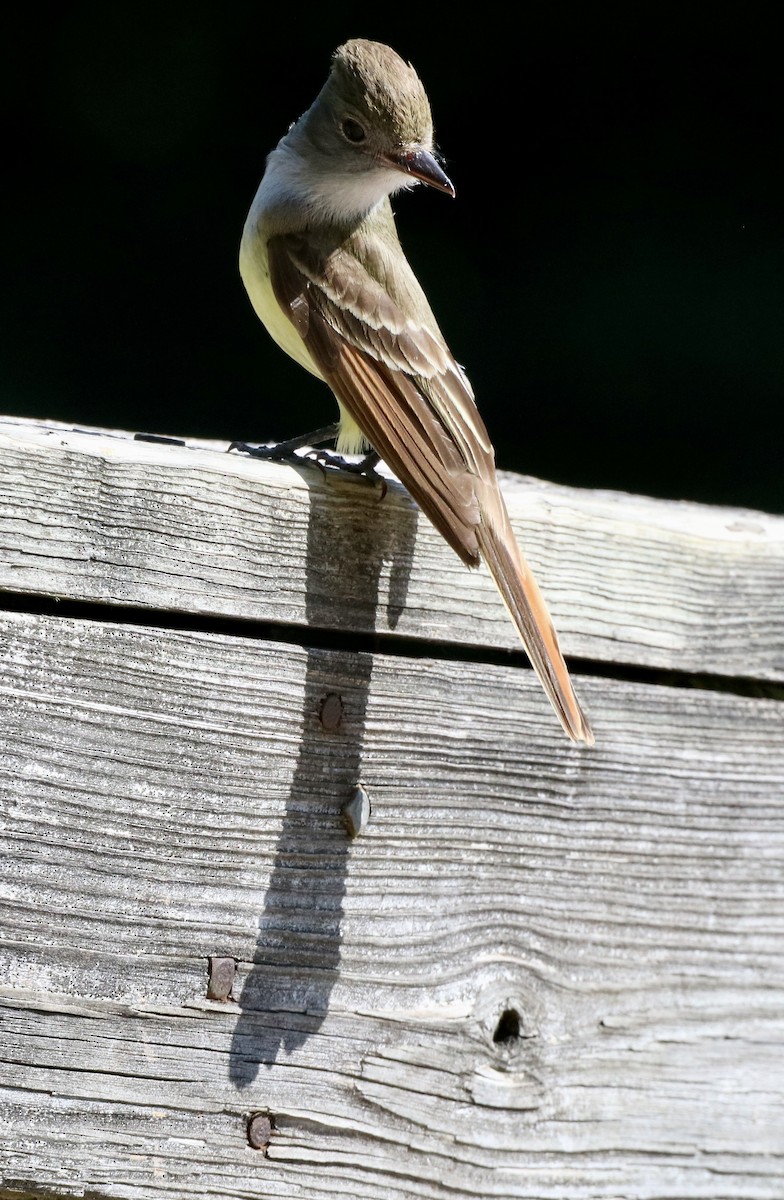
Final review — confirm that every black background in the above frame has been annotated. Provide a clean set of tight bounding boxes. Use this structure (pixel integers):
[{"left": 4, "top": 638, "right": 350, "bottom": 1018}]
[{"left": 3, "top": 5, "right": 781, "bottom": 513}]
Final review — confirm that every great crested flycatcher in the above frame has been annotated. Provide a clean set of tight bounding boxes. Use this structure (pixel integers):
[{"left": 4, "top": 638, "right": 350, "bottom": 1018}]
[{"left": 239, "top": 38, "right": 594, "bottom": 745}]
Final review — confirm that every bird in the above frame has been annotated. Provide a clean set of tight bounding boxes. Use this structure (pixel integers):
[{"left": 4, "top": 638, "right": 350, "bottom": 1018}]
[{"left": 238, "top": 38, "right": 594, "bottom": 745}]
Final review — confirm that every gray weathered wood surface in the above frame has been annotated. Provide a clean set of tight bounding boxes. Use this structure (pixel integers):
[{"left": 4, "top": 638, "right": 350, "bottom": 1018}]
[{"left": 1, "top": 415, "right": 783, "bottom": 1199}]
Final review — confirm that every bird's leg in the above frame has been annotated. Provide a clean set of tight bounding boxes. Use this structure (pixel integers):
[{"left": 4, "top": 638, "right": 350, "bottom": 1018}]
[
  {"left": 228, "top": 423, "right": 339, "bottom": 462},
  {"left": 230, "top": 427, "right": 387, "bottom": 495}
]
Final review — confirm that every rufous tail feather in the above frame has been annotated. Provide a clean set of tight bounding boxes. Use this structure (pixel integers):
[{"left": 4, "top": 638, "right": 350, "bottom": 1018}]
[{"left": 475, "top": 514, "right": 594, "bottom": 745}]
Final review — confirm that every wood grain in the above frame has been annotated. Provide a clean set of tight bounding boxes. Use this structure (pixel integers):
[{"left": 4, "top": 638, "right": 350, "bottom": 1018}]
[
  {"left": 1, "top": 416, "right": 783, "bottom": 681},
  {"left": 1, "top": 606, "right": 782, "bottom": 1198}
]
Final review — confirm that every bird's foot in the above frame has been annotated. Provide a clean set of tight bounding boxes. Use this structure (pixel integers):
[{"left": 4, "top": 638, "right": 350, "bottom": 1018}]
[
  {"left": 228, "top": 440, "right": 304, "bottom": 465},
  {"left": 305, "top": 449, "right": 387, "bottom": 497},
  {"left": 228, "top": 424, "right": 340, "bottom": 467},
  {"left": 229, "top": 430, "right": 386, "bottom": 496}
]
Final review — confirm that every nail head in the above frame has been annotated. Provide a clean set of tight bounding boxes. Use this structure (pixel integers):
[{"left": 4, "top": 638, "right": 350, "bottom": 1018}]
[
  {"left": 247, "top": 1113, "right": 272, "bottom": 1151},
  {"left": 207, "top": 956, "right": 236, "bottom": 1001},
  {"left": 342, "top": 784, "right": 371, "bottom": 837},
  {"left": 319, "top": 692, "right": 344, "bottom": 732}
]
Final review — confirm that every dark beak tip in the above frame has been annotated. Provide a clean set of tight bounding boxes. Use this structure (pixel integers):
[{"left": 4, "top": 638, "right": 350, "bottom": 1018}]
[{"left": 394, "top": 148, "right": 454, "bottom": 197}]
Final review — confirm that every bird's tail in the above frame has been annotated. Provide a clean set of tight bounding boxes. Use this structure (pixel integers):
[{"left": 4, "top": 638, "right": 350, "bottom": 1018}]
[{"left": 475, "top": 508, "right": 594, "bottom": 746}]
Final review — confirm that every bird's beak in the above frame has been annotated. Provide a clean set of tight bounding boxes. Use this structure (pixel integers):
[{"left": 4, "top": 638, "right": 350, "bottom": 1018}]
[{"left": 383, "top": 147, "right": 455, "bottom": 197}]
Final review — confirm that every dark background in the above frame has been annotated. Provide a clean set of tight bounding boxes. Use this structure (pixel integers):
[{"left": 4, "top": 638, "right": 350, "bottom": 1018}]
[{"left": 2, "top": 5, "right": 781, "bottom": 513}]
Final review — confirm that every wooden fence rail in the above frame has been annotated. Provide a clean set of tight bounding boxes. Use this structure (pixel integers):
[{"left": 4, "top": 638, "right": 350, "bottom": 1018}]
[{"left": 0, "top": 415, "right": 782, "bottom": 1199}]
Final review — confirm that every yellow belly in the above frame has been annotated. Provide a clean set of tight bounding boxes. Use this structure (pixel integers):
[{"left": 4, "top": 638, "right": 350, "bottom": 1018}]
[
  {"left": 239, "top": 221, "right": 369, "bottom": 455},
  {"left": 239, "top": 223, "right": 320, "bottom": 378}
]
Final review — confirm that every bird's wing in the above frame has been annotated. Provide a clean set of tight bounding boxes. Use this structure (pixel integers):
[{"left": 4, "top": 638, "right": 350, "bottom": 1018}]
[
  {"left": 268, "top": 224, "right": 494, "bottom": 565},
  {"left": 267, "top": 223, "right": 593, "bottom": 744}
]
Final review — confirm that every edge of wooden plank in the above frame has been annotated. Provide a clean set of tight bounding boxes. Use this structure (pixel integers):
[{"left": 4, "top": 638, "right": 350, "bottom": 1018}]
[{"left": 1, "top": 415, "right": 783, "bottom": 681}]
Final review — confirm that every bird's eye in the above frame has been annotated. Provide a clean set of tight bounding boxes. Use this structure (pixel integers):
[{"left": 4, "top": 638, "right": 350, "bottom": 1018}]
[{"left": 341, "top": 118, "right": 366, "bottom": 143}]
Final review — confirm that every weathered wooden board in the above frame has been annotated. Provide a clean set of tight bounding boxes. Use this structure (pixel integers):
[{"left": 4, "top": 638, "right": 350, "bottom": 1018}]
[
  {"left": 1, "top": 608, "right": 782, "bottom": 1198},
  {"left": 1, "top": 416, "right": 783, "bottom": 680}
]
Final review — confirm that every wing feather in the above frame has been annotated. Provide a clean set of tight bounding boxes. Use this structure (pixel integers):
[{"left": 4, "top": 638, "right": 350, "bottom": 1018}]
[
  {"left": 269, "top": 231, "right": 484, "bottom": 565},
  {"left": 267, "top": 224, "right": 593, "bottom": 743}
]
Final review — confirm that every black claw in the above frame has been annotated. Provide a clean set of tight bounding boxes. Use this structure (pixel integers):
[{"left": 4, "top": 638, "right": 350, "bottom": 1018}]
[
  {"left": 228, "top": 424, "right": 342, "bottom": 467},
  {"left": 303, "top": 449, "right": 387, "bottom": 495},
  {"left": 228, "top": 430, "right": 385, "bottom": 495},
  {"left": 228, "top": 440, "right": 299, "bottom": 462}
]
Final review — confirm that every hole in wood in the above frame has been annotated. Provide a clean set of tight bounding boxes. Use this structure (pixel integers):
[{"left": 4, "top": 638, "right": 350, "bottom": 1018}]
[{"left": 493, "top": 1007, "right": 521, "bottom": 1044}]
